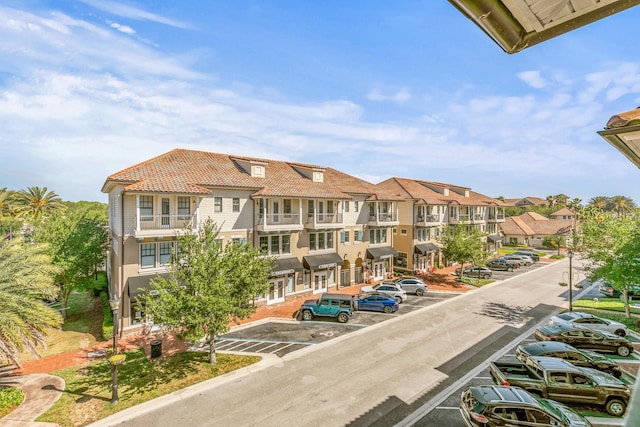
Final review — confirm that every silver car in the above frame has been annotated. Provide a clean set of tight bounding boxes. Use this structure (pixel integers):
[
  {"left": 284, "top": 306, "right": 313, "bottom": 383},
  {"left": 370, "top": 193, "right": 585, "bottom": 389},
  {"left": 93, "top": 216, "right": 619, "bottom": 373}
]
[
  {"left": 389, "top": 277, "right": 428, "bottom": 296},
  {"left": 502, "top": 254, "right": 533, "bottom": 266},
  {"left": 361, "top": 283, "right": 408, "bottom": 303},
  {"left": 549, "top": 311, "right": 628, "bottom": 337}
]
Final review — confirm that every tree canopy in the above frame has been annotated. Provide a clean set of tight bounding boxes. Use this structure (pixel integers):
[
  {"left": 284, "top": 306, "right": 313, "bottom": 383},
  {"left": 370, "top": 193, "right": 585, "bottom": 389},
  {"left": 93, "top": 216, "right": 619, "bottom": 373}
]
[
  {"left": 0, "top": 238, "right": 63, "bottom": 367},
  {"left": 578, "top": 208, "right": 640, "bottom": 317},
  {"left": 139, "top": 219, "right": 273, "bottom": 363},
  {"left": 12, "top": 186, "right": 66, "bottom": 222},
  {"left": 438, "top": 225, "right": 487, "bottom": 275}
]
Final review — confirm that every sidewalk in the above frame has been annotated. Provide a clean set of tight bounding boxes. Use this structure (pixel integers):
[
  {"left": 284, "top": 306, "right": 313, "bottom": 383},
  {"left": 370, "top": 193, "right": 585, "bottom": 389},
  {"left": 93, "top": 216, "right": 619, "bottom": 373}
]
[{"left": 0, "top": 266, "right": 469, "bottom": 424}]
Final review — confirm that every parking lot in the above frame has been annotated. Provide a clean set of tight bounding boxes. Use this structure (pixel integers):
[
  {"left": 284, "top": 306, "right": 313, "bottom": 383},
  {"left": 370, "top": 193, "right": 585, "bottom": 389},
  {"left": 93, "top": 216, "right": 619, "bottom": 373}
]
[{"left": 217, "top": 292, "right": 459, "bottom": 357}]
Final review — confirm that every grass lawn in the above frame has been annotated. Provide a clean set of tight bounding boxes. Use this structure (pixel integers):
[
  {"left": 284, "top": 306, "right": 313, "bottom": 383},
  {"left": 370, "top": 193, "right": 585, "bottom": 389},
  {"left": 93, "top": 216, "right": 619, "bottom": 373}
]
[
  {"left": 568, "top": 298, "right": 640, "bottom": 332},
  {"left": 456, "top": 277, "right": 493, "bottom": 287},
  {"left": 37, "top": 349, "right": 260, "bottom": 427}
]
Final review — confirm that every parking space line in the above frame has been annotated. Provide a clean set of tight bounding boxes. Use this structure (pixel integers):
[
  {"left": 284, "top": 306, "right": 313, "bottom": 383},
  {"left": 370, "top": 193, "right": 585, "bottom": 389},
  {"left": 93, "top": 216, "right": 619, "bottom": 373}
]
[
  {"left": 218, "top": 337, "right": 319, "bottom": 345},
  {"left": 269, "top": 343, "right": 295, "bottom": 354},
  {"left": 435, "top": 407, "right": 459, "bottom": 410}
]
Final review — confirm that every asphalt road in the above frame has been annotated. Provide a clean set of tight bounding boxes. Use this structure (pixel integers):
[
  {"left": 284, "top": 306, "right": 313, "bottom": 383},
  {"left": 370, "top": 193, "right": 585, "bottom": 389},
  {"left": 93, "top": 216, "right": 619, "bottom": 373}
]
[{"left": 92, "top": 258, "right": 581, "bottom": 427}]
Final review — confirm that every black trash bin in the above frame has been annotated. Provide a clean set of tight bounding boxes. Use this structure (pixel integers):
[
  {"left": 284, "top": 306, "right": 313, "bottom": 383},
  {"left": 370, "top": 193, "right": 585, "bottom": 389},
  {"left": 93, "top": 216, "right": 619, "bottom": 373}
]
[{"left": 150, "top": 339, "right": 162, "bottom": 358}]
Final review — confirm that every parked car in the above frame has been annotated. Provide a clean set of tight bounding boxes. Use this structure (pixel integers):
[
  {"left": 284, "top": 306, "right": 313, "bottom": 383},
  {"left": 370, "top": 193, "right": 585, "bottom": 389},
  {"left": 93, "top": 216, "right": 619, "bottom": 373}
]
[
  {"left": 516, "top": 341, "right": 622, "bottom": 378},
  {"left": 486, "top": 258, "right": 519, "bottom": 271},
  {"left": 512, "top": 250, "right": 540, "bottom": 262},
  {"left": 385, "top": 277, "right": 428, "bottom": 296},
  {"left": 597, "top": 280, "right": 640, "bottom": 299},
  {"left": 534, "top": 323, "right": 634, "bottom": 357},
  {"left": 489, "top": 356, "right": 631, "bottom": 416},
  {"left": 361, "top": 283, "right": 407, "bottom": 303},
  {"left": 460, "top": 385, "right": 593, "bottom": 427},
  {"left": 355, "top": 294, "right": 399, "bottom": 313},
  {"left": 454, "top": 266, "right": 492, "bottom": 279},
  {"left": 549, "top": 311, "right": 628, "bottom": 337},
  {"left": 299, "top": 293, "right": 354, "bottom": 323},
  {"left": 502, "top": 254, "right": 533, "bottom": 266}
]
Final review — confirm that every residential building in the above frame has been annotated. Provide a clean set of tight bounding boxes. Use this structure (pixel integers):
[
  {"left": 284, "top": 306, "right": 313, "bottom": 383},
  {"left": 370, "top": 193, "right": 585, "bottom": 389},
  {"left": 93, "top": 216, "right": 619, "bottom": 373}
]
[
  {"left": 376, "top": 178, "right": 506, "bottom": 274},
  {"left": 500, "top": 212, "right": 573, "bottom": 248},
  {"left": 549, "top": 208, "right": 576, "bottom": 220},
  {"left": 502, "top": 196, "right": 548, "bottom": 208},
  {"left": 101, "top": 149, "right": 401, "bottom": 332}
]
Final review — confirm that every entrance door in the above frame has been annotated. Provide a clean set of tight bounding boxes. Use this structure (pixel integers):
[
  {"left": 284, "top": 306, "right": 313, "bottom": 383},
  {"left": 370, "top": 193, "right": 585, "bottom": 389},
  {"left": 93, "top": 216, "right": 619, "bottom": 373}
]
[
  {"left": 272, "top": 201, "right": 280, "bottom": 224},
  {"left": 268, "top": 278, "right": 285, "bottom": 304},
  {"left": 161, "top": 198, "right": 170, "bottom": 227},
  {"left": 373, "top": 261, "right": 384, "bottom": 281},
  {"left": 313, "top": 271, "right": 327, "bottom": 294}
]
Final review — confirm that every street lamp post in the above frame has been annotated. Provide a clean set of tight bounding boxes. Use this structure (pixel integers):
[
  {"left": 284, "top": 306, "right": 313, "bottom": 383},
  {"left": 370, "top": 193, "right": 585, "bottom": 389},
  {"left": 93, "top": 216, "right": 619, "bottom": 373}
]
[
  {"left": 109, "top": 294, "right": 120, "bottom": 404},
  {"left": 568, "top": 250, "right": 573, "bottom": 312}
]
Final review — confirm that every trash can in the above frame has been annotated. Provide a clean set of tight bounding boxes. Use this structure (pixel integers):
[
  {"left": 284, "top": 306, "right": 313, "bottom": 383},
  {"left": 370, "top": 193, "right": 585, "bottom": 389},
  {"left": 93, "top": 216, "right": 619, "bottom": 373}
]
[{"left": 150, "top": 339, "right": 162, "bottom": 358}]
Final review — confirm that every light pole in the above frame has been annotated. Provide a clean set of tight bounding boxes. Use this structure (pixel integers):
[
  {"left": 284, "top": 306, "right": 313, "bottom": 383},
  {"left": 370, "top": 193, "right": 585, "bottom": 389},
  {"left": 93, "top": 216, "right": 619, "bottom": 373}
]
[
  {"left": 109, "top": 294, "right": 120, "bottom": 404},
  {"left": 568, "top": 250, "right": 573, "bottom": 312}
]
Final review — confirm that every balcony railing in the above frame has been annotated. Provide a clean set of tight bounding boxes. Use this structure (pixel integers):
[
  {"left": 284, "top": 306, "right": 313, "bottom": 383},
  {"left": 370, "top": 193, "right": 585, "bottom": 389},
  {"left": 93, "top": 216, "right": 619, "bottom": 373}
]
[
  {"left": 305, "top": 212, "right": 343, "bottom": 225},
  {"left": 368, "top": 212, "right": 398, "bottom": 223},
  {"left": 416, "top": 214, "right": 440, "bottom": 223},
  {"left": 488, "top": 214, "right": 505, "bottom": 220},
  {"left": 138, "top": 214, "right": 196, "bottom": 230},
  {"left": 473, "top": 214, "right": 484, "bottom": 221},
  {"left": 256, "top": 213, "right": 302, "bottom": 227}
]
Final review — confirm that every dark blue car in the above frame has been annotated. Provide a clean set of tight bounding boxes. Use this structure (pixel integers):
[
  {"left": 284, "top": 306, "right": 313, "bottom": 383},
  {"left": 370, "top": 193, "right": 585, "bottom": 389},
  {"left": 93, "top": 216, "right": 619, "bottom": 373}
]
[{"left": 355, "top": 294, "right": 399, "bottom": 313}]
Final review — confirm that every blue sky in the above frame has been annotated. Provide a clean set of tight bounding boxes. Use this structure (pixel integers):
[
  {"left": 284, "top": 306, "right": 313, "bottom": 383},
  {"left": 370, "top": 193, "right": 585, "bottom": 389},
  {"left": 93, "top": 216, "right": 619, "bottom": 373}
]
[{"left": 1, "top": 1, "right": 639, "bottom": 203}]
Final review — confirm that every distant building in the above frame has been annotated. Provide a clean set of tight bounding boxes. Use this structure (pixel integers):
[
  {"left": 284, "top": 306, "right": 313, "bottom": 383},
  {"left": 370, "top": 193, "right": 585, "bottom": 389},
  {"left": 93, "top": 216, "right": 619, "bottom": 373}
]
[
  {"left": 502, "top": 196, "right": 549, "bottom": 208},
  {"left": 549, "top": 208, "right": 576, "bottom": 220},
  {"left": 500, "top": 212, "right": 572, "bottom": 248}
]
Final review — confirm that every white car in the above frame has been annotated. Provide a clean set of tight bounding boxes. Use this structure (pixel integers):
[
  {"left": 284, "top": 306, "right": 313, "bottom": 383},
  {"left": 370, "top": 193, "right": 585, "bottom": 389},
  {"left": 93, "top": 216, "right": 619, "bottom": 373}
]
[
  {"left": 549, "top": 311, "right": 628, "bottom": 337},
  {"left": 360, "top": 283, "right": 408, "bottom": 303},
  {"left": 502, "top": 254, "right": 534, "bottom": 266}
]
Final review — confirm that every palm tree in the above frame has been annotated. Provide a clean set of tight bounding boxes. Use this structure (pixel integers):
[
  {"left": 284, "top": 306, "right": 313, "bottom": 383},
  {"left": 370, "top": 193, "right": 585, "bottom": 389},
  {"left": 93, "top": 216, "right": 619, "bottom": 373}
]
[
  {"left": 0, "top": 187, "right": 13, "bottom": 218},
  {"left": 13, "top": 186, "right": 66, "bottom": 222},
  {"left": 611, "top": 195, "right": 636, "bottom": 218},
  {"left": 588, "top": 196, "right": 610, "bottom": 210},
  {"left": 0, "top": 238, "right": 63, "bottom": 367}
]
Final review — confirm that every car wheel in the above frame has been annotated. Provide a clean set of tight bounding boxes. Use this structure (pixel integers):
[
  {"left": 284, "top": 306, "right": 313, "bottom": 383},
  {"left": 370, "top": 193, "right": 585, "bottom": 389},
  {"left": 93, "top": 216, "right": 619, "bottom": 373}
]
[
  {"left": 394, "top": 296, "right": 402, "bottom": 304},
  {"left": 483, "top": 274, "right": 491, "bottom": 279},
  {"left": 337, "top": 312, "right": 349, "bottom": 323},
  {"left": 301, "top": 310, "right": 313, "bottom": 321},
  {"left": 416, "top": 288, "right": 425, "bottom": 296},
  {"left": 617, "top": 346, "right": 631, "bottom": 357},
  {"left": 507, "top": 267, "right": 513, "bottom": 272},
  {"left": 383, "top": 306, "right": 393, "bottom": 314},
  {"left": 605, "top": 398, "right": 627, "bottom": 417},
  {"left": 614, "top": 329, "right": 627, "bottom": 337}
]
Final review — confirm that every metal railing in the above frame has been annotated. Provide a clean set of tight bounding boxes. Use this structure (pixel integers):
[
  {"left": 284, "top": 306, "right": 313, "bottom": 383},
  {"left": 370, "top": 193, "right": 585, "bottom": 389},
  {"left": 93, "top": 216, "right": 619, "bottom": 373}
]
[
  {"left": 138, "top": 214, "right": 196, "bottom": 230},
  {"left": 305, "top": 212, "right": 343, "bottom": 225},
  {"left": 256, "top": 213, "right": 302, "bottom": 226}
]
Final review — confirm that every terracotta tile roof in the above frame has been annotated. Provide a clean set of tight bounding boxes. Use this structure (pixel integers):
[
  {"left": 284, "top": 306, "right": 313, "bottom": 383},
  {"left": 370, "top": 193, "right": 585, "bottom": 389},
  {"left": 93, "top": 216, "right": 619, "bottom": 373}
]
[
  {"left": 501, "top": 213, "right": 573, "bottom": 236},
  {"left": 501, "top": 216, "right": 536, "bottom": 236},
  {"left": 502, "top": 196, "right": 548, "bottom": 207},
  {"left": 376, "top": 177, "right": 506, "bottom": 207},
  {"left": 520, "top": 212, "right": 548, "bottom": 221},
  {"left": 103, "top": 148, "right": 393, "bottom": 200},
  {"left": 550, "top": 208, "right": 575, "bottom": 217}
]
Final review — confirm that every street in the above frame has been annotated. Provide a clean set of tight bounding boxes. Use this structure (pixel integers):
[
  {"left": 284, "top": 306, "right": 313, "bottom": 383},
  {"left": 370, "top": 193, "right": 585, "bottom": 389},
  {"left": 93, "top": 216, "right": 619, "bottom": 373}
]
[{"left": 92, "top": 258, "right": 585, "bottom": 427}]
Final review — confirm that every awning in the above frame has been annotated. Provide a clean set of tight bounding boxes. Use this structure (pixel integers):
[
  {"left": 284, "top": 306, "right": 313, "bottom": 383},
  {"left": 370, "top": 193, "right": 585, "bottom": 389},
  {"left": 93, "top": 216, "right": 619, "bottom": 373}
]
[
  {"left": 488, "top": 234, "right": 502, "bottom": 243},
  {"left": 271, "top": 257, "right": 304, "bottom": 276},
  {"left": 303, "top": 253, "right": 344, "bottom": 270},
  {"left": 127, "top": 274, "right": 169, "bottom": 297},
  {"left": 367, "top": 246, "right": 398, "bottom": 261},
  {"left": 415, "top": 243, "right": 439, "bottom": 254}
]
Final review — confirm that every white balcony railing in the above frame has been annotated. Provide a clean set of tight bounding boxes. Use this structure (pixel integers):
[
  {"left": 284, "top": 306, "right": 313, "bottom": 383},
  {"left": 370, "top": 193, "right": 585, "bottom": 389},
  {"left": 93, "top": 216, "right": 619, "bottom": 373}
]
[
  {"left": 305, "top": 212, "right": 343, "bottom": 225},
  {"left": 256, "top": 213, "right": 302, "bottom": 227},
  {"left": 138, "top": 214, "right": 196, "bottom": 230}
]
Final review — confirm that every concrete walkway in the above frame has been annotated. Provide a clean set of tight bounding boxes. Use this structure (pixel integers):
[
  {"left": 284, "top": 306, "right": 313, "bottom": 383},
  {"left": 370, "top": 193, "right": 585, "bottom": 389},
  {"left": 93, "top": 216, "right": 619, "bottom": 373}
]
[{"left": 0, "top": 374, "right": 64, "bottom": 427}]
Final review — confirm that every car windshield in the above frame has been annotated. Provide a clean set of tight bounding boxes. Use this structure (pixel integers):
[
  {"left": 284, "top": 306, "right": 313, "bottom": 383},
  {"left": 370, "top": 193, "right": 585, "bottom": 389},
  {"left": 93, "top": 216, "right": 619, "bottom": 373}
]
[
  {"left": 539, "top": 397, "right": 591, "bottom": 425},
  {"left": 557, "top": 313, "right": 578, "bottom": 321}
]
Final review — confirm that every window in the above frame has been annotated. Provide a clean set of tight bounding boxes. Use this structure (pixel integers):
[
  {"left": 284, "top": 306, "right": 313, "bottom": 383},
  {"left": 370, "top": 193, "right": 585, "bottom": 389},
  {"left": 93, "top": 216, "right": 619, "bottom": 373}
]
[
  {"left": 369, "top": 228, "right": 388, "bottom": 244},
  {"left": 178, "top": 196, "right": 190, "bottom": 219},
  {"left": 159, "top": 242, "right": 173, "bottom": 265},
  {"left": 232, "top": 197, "right": 240, "bottom": 212},
  {"left": 259, "top": 234, "right": 290, "bottom": 255},
  {"left": 214, "top": 197, "right": 222, "bottom": 213},
  {"left": 140, "top": 196, "right": 153, "bottom": 220},
  {"left": 140, "top": 243, "right": 155, "bottom": 268},
  {"left": 340, "top": 231, "right": 350, "bottom": 243},
  {"left": 355, "top": 230, "right": 363, "bottom": 242},
  {"left": 354, "top": 201, "right": 359, "bottom": 212},
  {"left": 283, "top": 199, "right": 291, "bottom": 214},
  {"left": 309, "top": 231, "right": 334, "bottom": 251},
  {"left": 344, "top": 201, "right": 349, "bottom": 212}
]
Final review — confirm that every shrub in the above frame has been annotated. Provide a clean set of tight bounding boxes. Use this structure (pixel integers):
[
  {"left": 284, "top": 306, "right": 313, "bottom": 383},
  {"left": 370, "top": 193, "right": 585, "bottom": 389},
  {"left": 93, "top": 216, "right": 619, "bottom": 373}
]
[
  {"left": 0, "top": 386, "right": 24, "bottom": 418},
  {"left": 101, "top": 291, "right": 114, "bottom": 341}
]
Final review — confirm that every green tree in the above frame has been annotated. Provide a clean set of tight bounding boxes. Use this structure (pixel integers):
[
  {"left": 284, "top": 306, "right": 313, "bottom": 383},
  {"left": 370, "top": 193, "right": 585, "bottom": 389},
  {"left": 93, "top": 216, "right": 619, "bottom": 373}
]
[
  {"left": 139, "top": 219, "right": 273, "bottom": 364},
  {"left": 579, "top": 209, "right": 639, "bottom": 317},
  {"left": 12, "top": 186, "right": 66, "bottom": 222},
  {"left": 542, "top": 235, "right": 565, "bottom": 255},
  {"left": 438, "top": 225, "right": 487, "bottom": 278},
  {"left": 610, "top": 195, "right": 636, "bottom": 218},
  {"left": 33, "top": 209, "right": 109, "bottom": 316},
  {"left": 0, "top": 238, "right": 63, "bottom": 367}
]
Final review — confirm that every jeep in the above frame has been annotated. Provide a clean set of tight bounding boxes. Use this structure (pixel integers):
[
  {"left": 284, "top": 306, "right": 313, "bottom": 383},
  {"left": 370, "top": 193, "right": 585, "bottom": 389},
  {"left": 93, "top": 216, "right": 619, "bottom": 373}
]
[{"left": 299, "top": 293, "right": 354, "bottom": 323}]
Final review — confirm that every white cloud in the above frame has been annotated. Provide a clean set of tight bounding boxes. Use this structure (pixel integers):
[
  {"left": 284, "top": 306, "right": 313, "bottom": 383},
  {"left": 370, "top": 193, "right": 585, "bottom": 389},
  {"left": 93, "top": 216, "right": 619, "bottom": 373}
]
[
  {"left": 517, "top": 70, "right": 546, "bottom": 89},
  {"left": 366, "top": 87, "right": 411, "bottom": 103},
  {"left": 78, "top": 0, "right": 193, "bottom": 29},
  {"left": 109, "top": 21, "right": 136, "bottom": 35}
]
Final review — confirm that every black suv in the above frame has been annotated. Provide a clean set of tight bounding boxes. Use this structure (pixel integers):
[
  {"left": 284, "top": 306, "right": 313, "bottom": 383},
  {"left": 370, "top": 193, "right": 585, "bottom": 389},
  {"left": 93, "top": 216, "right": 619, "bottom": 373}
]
[
  {"left": 535, "top": 323, "right": 634, "bottom": 357},
  {"left": 460, "top": 385, "right": 592, "bottom": 427}
]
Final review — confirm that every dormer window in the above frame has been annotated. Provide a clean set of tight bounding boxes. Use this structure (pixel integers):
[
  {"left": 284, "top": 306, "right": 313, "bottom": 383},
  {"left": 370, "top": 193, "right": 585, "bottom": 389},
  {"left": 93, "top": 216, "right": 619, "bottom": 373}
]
[
  {"left": 464, "top": 190, "right": 469, "bottom": 197},
  {"left": 313, "top": 171, "right": 323, "bottom": 182},
  {"left": 252, "top": 165, "right": 265, "bottom": 178},
  {"left": 443, "top": 188, "right": 450, "bottom": 196}
]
